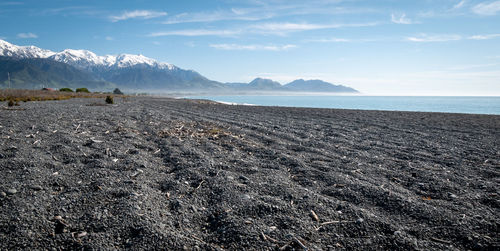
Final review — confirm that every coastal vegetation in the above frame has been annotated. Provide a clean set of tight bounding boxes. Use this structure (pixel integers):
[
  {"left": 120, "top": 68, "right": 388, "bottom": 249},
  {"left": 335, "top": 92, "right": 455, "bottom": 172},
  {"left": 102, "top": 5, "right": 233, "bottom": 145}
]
[
  {"left": 75, "top": 87, "right": 90, "bottom": 93},
  {"left": 0, "top": 89, "right": 121, "bottom": 103}
]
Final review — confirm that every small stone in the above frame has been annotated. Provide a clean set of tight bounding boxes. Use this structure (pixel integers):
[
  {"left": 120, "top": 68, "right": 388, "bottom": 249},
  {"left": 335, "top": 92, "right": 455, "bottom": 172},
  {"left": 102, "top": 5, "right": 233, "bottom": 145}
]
[
  {"left": 241, "top": 194, "right": 252, "bottom": 200},
  {"left": 76, "top": 231, "right": 87, "bottom": 238},
  {"left": 449, "top": 193, "right": 458, "bottom": 199},
  {"left": 239, "top": 175, "right": 249, "bottom": 181},
  {"left": 394, "top": 231, "right": 402, "bottom": 236},
  {"left": 6, "top": 188, "right": 17, "bottom": 195},
  {"left": 356, "top": 218, "right": 364, "bottom": 224},
  {"left": 54, "top": 215, "right": 63, "bottom": 221},
  {"left": 131, "top": 169, "right": 143, "bottom": 178},
  {"left": 30, "top": 185, "right": 43, "bottom": 191},
  {"left": 0, "top": 192, "right": 6, "bottom": 197}
]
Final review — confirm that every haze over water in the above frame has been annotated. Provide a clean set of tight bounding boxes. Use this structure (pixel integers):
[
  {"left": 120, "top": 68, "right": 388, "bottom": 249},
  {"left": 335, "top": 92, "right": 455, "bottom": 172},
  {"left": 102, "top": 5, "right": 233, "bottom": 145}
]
[{"left": 188, "top": 96, "right": 500, "bottom": 115}]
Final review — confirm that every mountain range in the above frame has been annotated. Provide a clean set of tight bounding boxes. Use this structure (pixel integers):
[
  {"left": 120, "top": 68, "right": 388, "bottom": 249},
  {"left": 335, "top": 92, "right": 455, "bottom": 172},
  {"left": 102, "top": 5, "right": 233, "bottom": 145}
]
[{"left": 0, "top": 39, "right": 358, "bottom": 93}]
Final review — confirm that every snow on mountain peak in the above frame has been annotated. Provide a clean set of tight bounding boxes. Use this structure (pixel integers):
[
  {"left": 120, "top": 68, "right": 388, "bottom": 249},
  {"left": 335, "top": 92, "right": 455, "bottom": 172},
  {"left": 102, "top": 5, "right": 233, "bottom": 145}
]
[
  {"left": 115, "top": 54, "right": 156, "bottom": 67},
  {"left": 0, "top": 39, "right": 55, "bottom": 58},
  {"left": 0, "top": 39, "right": 176, "bottom": 71},
  {"left": 113, "top": 54, "right": 175, "bottom": 70}
]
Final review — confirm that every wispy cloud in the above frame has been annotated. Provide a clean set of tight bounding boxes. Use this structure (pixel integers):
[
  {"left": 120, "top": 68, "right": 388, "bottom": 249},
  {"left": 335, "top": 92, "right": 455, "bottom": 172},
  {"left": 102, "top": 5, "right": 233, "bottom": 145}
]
[
  {"left": 406, "top": 33, "right": 500, "bottom": 42},
  {"left": 161, "top": 1, "right": 377, "bottom": 25},
  {"left": 306, "top": 37, "right": 352, "bottom": 43},
  {"left": 249, "top": 22, "right": 378, "bottom": 35},
  {"left": 110, "top": 10, "right": 167, "bottom": 22},
  {"left": 305, "top": 37, "right": 383, "bottom": 43},
  {"left": 105, "top": 36, "right": 113, "bottom": 41},
  {"left": 407, "top": 34, "right": 462, "bottom": 42},
  {"left": 447, "top": 63, "right": 498, "bottom": 71},
  {"left": 471, "top": 1, "right": 500, "bottom": 15},
  {"left": 469, "top": 33, "right": 500, "bottom": 40},
  {"left": 149, "top": 29, "right": 241, "bottom": 37},
  {"left": 17, "top": 32, "right": 38, "bottom": 39},
  {"left": 452, "top": 0, "right": 467, "bottom": 10},
  {"left": 163, "top": 8, "right": 272, "bottom": 24},
  {"left": 150, "top": 21, "right": 377, "bottom": 37},
  {"left": 417, "top": 0, "right": 468, "bottom": 18},
  {"left": 185, "top": 41, "right": 196, "bottom": 47},
  {"left": 210, "top": 43, "right": 297, "bottom": 51},
  {"left": 391, "top": 13, "right": 414, "bottom": 24}
]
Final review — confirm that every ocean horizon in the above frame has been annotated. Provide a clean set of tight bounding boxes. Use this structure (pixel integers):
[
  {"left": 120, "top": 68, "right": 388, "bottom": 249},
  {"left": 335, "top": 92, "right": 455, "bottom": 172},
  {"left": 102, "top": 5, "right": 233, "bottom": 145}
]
[{"left": 186, "top": 95, "right": 500, "bottom": 115}]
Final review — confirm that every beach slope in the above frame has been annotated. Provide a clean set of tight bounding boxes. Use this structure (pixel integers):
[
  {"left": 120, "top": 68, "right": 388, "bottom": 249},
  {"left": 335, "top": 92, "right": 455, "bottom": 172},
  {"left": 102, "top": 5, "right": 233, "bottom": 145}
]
[{"left": 0, "top": 97, "right": 498, "bottom": 250}]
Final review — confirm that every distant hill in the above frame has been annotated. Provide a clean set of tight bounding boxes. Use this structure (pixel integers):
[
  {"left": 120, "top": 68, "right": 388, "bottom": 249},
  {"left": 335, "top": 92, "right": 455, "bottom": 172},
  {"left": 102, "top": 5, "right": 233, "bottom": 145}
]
[
  {"left": 0, "top": 39, "right": 359, "bottom": 93},
  {"left": 225, "top": 78, "right": 282, "bottom": 91},
  {"left": 0, "top": 56, "right": 113, "bottom": 89},
  {"left": 284, "top": 79, "right": 359, "bottom": 93},
  {"left": 97, "top": 65, "right": 223, "bottom": 91}
]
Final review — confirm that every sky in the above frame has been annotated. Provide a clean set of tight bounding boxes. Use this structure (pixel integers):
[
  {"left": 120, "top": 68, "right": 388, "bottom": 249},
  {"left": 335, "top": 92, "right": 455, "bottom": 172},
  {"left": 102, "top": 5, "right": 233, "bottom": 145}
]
[{"left": 1, "top": 0, "right": 500, "bottom": 95}]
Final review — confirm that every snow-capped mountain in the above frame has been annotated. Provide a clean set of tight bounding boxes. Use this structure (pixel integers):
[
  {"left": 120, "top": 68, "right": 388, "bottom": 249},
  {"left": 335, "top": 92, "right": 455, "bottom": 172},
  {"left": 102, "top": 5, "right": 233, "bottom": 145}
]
[
  {"left": 0, "top": 39, "right": 176, "bottom": 71},
  {"left": 0, "top": 39, "right": 212, "bottom": 90},
  {"left": 0, "top": 39, "right": 55, "bottom": 58},
  {"left": 1, "top": 39, "right": 359, "bottom": 93}
]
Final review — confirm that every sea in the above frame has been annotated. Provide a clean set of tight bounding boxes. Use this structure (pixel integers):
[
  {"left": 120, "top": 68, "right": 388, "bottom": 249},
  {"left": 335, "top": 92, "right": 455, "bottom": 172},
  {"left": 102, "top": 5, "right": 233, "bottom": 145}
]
[{"left": 186, "top": 95, "right": 500, "bottom": 115}]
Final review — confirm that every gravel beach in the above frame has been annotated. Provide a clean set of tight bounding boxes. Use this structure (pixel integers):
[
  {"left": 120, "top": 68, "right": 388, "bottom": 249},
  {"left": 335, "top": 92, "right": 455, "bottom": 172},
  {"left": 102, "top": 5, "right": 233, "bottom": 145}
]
[{"left": 0, "top": 97, "right": 498, "bottom": 250}]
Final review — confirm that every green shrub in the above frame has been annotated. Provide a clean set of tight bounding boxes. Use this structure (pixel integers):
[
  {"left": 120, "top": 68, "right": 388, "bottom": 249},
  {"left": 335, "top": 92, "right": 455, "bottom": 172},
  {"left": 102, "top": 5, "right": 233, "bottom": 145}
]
[
  {"left": 59, "top": 88, "right": 73, "bottom": 92},
  {"left": 8, "top": 99, "right": 14, "bottom": 107},
  {"left": 113, "top": 88, "right": 124, "bottom": 95},
  {"left": 105, "top": 95, "right": 114, "bottom": 104},
  {"left": 76, "top": 88, "right": 90, "bottom": 93}
]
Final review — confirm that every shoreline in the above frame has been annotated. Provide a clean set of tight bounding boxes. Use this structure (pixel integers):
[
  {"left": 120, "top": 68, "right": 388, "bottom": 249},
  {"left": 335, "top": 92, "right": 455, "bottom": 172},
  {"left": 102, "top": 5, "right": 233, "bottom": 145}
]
[
  {"left": 1, "top": 97, "right": 498, "bottom": 250},
  {"left": 183, "top": 95, "right": 500, "bottom": 116}
]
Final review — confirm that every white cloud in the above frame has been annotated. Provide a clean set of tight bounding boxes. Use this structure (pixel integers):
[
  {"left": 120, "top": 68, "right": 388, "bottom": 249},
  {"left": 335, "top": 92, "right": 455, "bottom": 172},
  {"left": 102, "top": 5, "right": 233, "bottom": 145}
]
[
  {"left": 472, "top": 1, "right": 500, "bottom": 15},
  {"left": 149, "top": 29, "right": 240, "bottom": 37},
  {"left": 406, "top": 33, "right": 500, "bottom": 42},
  {"left": 105, "top": 36, "right": 113, "bottom": 41},
  {"left": 468, "top": 33, "right": 500, "bottom": 40},
  {"left": 250, "top": 22, "right": 378, "bottom": 35},
  {"left": 406, "top": 34, "right": 462, "bottom": 42},
  {"left": 163, "top": 9, "right": 272, "bottom": 24},
  {"left": 447, "top": 63, "right": 498, "bottom": 70},
  {"left": 453, "top": 0, "right": 467, "bottom": 9},
  {"left": 391, "top": 13, "right": 413, "bottom": 24},
  {"left": 251, "top": 22, "right": 327, "bottom": 32},
  {"left": 185, "top": 41, "right": 196, "bottom": 47},
  {"left": 306, "top": 38, "right": 351, "bottom": 43},
  {"left": 150, "top": 21, "right": 377, "bottom": 37},
  {"left": 17, "top": 32, "right": 38, "bottom": 38},
  {"left": 160, "top": 1, "right": 375, "bottom": 25},
  {"left": 305, "top": 37, "right": 384, "bottom": 43},
  {"left": 110, "top": 10, "right": 167, "bottom": 22},
  {"left": 210, "top": 43, "right": 297, "bottom": 51}
]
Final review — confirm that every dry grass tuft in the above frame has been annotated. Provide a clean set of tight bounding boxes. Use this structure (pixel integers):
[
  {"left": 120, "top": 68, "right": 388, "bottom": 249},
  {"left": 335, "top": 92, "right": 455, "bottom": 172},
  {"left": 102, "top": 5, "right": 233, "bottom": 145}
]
[{"left": 0, "top": 89, "right": 123, "bottom": 103}]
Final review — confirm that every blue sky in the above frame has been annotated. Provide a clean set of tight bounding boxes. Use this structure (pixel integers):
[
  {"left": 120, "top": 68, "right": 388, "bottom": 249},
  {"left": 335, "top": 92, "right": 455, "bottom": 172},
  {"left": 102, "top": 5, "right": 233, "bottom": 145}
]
[{"left": 1, "top": 0, "right": 500, "bottom": 95}]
